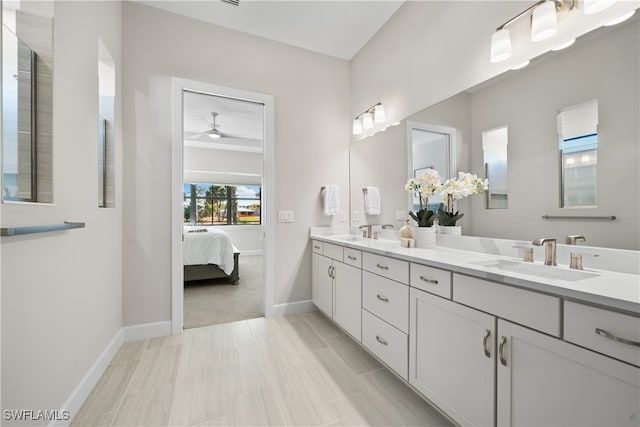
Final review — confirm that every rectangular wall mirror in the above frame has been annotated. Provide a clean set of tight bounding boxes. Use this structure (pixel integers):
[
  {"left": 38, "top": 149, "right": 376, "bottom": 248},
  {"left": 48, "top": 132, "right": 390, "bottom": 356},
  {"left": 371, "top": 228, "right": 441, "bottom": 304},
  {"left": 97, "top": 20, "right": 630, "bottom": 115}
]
[{"left": 1, "top": 2, "right": 54, "bottom": 203}]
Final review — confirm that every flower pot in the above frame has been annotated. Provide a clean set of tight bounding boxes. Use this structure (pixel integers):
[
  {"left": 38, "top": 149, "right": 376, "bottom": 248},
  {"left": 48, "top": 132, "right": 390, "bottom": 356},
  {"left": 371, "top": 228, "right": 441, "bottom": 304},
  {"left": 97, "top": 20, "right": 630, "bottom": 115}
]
[
  {"left": 413, "top": 226, "right": 436, "bottom": 248},
  {"left": 439, "top": 225, "right": 462, "bottom": 236}
]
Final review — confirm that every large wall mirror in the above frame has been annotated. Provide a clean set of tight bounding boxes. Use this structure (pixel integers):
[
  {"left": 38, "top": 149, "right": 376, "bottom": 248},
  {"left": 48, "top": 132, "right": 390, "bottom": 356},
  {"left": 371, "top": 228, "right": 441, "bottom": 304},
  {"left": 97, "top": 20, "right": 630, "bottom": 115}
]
[
  {"left": 349, "top": 17, "right": 639, "bottom": 250},
  {"left": 1, "top": 1, "right": 54, "bottom": 203}
]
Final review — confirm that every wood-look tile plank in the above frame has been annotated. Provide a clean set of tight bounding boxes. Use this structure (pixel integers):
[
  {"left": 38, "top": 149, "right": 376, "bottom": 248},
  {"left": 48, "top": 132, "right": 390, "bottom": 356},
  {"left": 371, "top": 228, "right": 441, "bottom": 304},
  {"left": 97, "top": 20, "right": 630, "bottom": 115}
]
[
  {"left": 301, "top": 310, "right": 345, "bottom": 339},
  {"left": 330, "top": 390, "right": 404, "bottom": 427},
  {"left": 275, "top": 315, "right": 328, "bottom": 353},
  {"left": 224, "top": 388, "right": 285, "bottom": 426},
  {"left": 325, "top": 334, "right": 382, "bottom": 375},
  {"left": 111, "top": 339, "right": 149, "bottom": 364},
  {"left": 74, "top": 361, "right": 138, "bottom": 421},
  {"left": 361, "top": 368, "right": 454, "bottom": 426},
  {"left": 148, "top": 334, "right": 183, "bottom": 349},
  {"left": 169, "top": 363, "right": 228, "bottom": 426},
  {"left": 302, "top": 347, "right": 368, "bottom": 401},
  {"left": 70, "top": 411, "right": 115, "bottom": 427},
  {"left": 112, "top": 384, "right": 175, "bottom": 427},
  {"left": 247, "top": 316, "right": 281, "bottom": 338},
  {"left": 128, "top": 344, "right": 182, "bottom": 392}
]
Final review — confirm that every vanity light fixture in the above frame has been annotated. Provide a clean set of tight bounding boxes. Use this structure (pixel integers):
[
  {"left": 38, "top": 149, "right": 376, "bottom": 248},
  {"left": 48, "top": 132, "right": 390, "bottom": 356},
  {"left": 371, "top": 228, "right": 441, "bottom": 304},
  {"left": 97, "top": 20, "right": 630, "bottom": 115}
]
[
  {"left": 552, "top": 38, "right": 576, "bottom": 50},
  {"left": 583, "top": 0, "right": 616, "bottom": 14},
  {"left": 511, "top": 60, "right": 531, "bottom": 70},
  {"left": 490, "top": 0, "right": 578, "bottom": 63},
  {"left": 352, "top": 102, "right": 385, "bottom": 135}
]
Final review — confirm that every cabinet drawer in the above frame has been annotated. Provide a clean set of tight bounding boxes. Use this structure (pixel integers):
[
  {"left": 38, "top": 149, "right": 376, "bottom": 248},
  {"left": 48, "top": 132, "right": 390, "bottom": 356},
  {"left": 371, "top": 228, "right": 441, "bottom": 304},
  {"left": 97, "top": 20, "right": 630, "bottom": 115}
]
[
  {"left": 453, "top": 274, "right": 561, "bottom": 337},
  {"left": 564, "top": 301, "right": 640, "bottom": 367},
  {"left": 312, "top": 240, "right": 323, "bottom": 254},
  {"left": 362, "top": 309, "right": 408, "bottom": 380},
  {"left": 344, "top": 248, "right": 362, "bottom": 268},
  {"left": 323, "top": 243, "right": 344, "bottom": 262},
  {"left": 363, "top": 271, "right": 409, "bottom": 333},
  {"left": 410, "top": 263, "right": 452, "bottom": 299},
  {"left": 363, "top": 252, "right": 409, "bottom": 284}
]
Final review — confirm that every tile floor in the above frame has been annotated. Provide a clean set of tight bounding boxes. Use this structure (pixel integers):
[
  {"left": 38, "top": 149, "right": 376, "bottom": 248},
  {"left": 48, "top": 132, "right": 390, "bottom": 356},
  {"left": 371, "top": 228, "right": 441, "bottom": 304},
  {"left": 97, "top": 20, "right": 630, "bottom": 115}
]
[{"left": 71, "top": 312, "right": 453, "bottom": 426}]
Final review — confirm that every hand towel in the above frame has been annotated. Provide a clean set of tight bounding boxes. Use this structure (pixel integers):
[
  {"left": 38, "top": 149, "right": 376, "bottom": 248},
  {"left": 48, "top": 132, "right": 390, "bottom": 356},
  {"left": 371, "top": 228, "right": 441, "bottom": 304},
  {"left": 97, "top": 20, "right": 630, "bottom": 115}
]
[
  {"left": 364, "top": 186, "right": 381, "bottom": 215},
  {"left": 323, "top": 185, "right": 340, "bottom": 216}
]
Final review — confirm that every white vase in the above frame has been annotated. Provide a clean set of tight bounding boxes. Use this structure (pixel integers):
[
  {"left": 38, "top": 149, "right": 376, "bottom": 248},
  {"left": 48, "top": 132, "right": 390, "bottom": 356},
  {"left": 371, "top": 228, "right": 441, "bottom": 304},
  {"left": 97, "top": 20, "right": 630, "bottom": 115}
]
[
  {"left": 439, "top": 225, "right": 462, "bottom": 236},
  {"left": 413, "top": 226, "right": 436, "bottom": 248}
]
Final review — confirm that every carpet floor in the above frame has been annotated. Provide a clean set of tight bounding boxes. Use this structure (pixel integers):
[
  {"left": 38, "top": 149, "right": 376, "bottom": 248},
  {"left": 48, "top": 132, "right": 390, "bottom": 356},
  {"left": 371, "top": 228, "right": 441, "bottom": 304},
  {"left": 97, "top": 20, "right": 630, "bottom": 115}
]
[{"left": 184, "top": 255, "right": 263, "bottom": 329}]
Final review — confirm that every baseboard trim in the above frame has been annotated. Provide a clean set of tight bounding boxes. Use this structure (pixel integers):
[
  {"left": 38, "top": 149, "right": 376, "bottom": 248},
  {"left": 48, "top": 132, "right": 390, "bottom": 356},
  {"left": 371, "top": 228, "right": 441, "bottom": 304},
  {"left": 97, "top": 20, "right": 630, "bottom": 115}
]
[
  {"left": 271, "top": 299, "right": 316, "bottom": 316},
  {"left": 122, "top": 321, "right": 172, "bottom": 342},
  {"left": 56, "top": 321, "right": 172, "bottom": 426},
  {"left": 52, "top": 329, "right": 124, "bottom": 427}
]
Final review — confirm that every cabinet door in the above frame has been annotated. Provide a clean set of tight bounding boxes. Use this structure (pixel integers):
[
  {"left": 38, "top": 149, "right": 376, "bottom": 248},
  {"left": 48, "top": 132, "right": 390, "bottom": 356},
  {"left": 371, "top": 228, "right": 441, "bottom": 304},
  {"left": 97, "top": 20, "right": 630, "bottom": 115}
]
[
  {"left": 333, "top": 261, "right": 362, "bottom": 341},
  {"left": 497, "top": 319, "right": 640, "bottom": 427},
  {"left": 312, "top": 253, "right": 333, "bottom": 317},
  {"left": 409, "top": 288, "right": 496, "bottom": 427}
]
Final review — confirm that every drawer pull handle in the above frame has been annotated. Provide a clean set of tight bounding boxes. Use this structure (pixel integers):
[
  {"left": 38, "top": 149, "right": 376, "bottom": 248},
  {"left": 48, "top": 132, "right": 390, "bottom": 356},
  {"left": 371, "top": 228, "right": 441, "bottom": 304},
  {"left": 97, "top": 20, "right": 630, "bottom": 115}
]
[
  {"left": 483, "top": 329, "right": 491, "bottom": 358},
  {"left": 419, "top": 276, "right": 438, "bottom": 284},
  {"left": 376, "top": 294, "right": 389, "bottom": 302},
  {"left": 314, "top": 245, "right": 321, "bottom": 250},
  {"left": 348, "top": 255, "right": 357, "bottom": 261},
  {"left": 499, "top": 336, "right": 508, "bottom": 366},
  {"left": 595, "top": 328, "right": 640, "bottom": 347},
  {"left": 376, "top": 335, "right": 388, "bottom": 346},
  {"left": 376, "top": 264, "right": 389, "bottom": 270}
]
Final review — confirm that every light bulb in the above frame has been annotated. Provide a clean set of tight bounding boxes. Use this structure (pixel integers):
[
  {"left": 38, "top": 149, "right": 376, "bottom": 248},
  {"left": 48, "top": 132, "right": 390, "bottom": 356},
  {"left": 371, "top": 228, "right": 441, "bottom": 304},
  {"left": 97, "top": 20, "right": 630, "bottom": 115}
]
[
  {"left": 352, "top": 118, "right": 363, "bottom": 135},
  {"left": 583, "top": 0, "right": 616, "bottom": 15},
  {"left": 362, "top": 112, "right": 373, "bottom": 129},
  {"left": 511, "top": 61, "right": 530, "bottom": 70},
  {"left": 552, "top": 39, "right": 576, "bottom": 51},
  {"left": 373, "top": 104, "right": 385, "bottom": 123}
]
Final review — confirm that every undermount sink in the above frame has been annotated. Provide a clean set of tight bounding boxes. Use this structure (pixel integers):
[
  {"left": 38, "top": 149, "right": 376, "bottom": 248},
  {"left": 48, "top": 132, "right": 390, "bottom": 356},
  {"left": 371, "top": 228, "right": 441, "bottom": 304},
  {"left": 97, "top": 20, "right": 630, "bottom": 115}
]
[
  {"left": 472, "top": 259, "right": 599, "bottom": 282},
  {"left": 331, "top": 234, "right": 366, "bottom": 242}
]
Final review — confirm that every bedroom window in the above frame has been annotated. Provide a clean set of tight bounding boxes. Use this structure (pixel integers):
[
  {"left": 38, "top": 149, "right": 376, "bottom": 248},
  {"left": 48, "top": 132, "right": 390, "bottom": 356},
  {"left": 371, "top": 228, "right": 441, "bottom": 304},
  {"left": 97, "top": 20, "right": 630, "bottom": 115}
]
[{"left": 183, "top": 183, "right": 261, "bottom": 226}]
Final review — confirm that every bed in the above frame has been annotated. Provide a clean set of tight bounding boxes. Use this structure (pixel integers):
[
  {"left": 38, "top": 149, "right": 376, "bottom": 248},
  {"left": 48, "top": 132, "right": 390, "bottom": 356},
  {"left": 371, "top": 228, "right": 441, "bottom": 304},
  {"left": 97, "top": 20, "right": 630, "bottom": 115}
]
[{"left": 183, "top": 228, "right": 240, "bottom": 284}]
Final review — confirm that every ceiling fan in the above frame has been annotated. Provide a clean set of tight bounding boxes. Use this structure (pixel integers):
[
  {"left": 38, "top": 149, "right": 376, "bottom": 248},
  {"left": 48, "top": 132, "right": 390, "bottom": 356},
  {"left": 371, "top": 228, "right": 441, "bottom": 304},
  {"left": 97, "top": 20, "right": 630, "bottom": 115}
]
[
  {"left": 204, "top": 112, "right": 224, "bottom": 139},
  {"left": 188, "top": 111, "right": 261, "bottom": 143}
]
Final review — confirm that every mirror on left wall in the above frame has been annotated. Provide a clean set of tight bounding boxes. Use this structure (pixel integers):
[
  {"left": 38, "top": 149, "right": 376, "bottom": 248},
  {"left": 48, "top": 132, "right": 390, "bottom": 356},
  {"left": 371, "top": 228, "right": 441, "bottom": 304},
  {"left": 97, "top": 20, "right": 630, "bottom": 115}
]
[{"left": 1, "top": 1, "right": 54, "bottom": 203}]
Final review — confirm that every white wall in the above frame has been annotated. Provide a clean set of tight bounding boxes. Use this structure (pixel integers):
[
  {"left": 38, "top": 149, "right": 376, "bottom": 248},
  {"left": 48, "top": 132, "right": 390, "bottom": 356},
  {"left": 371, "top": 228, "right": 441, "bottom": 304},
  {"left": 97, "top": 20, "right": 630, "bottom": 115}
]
[
  {"left": 1, "top": 1, "right": 122, "bottom": 422},
  {"left": 468, "top": 20, "right": 639, "bottom": 249},
  {"left": 183, "top": 146, "right": 262, "bottom": 185},
  {"left": 121, "top": 2, "right": 350, "bottom": 326}
]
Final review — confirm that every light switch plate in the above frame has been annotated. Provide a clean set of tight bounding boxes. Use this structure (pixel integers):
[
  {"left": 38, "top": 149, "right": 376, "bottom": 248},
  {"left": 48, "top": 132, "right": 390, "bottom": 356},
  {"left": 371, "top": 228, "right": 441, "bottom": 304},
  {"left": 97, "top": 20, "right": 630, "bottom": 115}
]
[
  {"left": 278, "top": 210, "right": 294, "bottom": 223},
  {"left": 352, "top": 211, "right": 360, "bottom": 222},
  {"left": 340, "top": 211, "right": 347, "bottom": 222}
]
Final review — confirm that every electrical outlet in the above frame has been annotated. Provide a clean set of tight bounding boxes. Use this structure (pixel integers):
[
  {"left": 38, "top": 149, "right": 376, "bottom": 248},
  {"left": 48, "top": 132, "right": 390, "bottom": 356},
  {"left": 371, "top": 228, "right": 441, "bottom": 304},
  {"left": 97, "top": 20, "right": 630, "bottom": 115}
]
[
  {"left": 396, "top": 210, "right": 407, "bottom": 220},
  {"left": 278, "top": 210, "right": 294, "bottom": 223},
  {"left": 352, "top": 211, "right": 360, "bottom": 222},
  {"left": 340, "top": 211, "right": 347, "bottom": 222}
]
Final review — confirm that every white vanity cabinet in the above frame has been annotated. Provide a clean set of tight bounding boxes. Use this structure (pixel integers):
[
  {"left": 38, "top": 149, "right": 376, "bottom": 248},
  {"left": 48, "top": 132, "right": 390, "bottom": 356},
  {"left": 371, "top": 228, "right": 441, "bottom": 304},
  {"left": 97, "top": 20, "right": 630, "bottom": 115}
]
[
  {"left": 497, "top": 319, "right": 640, "bottom": 426},
  {"left": 409, "top": 288, "right": 496, "bottom": 426},
  {"left": 311, "top": 241, "right": 362, "bottom": 341}
]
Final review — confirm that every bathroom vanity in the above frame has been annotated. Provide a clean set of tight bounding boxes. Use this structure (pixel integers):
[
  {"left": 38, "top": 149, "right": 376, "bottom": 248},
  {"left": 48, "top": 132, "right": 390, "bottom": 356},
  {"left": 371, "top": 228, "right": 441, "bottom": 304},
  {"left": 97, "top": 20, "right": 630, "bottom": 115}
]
[{"left": 310, "top": 230, "right": 640, "bottom": 426}]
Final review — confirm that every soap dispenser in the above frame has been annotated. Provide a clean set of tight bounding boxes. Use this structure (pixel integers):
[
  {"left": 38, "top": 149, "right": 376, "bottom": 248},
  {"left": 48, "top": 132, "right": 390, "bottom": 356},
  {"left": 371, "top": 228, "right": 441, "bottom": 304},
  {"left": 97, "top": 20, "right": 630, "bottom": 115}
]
[{"left": 400, "top": 218, "right": 413, "bottom": 239}]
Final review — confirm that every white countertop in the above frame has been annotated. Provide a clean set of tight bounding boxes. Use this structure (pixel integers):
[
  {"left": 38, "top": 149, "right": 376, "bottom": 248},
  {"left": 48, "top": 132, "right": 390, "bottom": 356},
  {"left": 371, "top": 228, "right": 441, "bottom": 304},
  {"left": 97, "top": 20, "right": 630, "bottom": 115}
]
[{"left": 310, "top": 231, "right": 640, "bottom": 315}]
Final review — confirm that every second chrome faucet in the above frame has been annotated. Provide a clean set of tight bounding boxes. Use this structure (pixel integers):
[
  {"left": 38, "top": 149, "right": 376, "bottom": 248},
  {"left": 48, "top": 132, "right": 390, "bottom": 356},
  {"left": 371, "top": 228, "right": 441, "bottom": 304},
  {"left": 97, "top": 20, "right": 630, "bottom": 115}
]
[{"left": 532, "top": 238, "right": 557, "bottom": 266}]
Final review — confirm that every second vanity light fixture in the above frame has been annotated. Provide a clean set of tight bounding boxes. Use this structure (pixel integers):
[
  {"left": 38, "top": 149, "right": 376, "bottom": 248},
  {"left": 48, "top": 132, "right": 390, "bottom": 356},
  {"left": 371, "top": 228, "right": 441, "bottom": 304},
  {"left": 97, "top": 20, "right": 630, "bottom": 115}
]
[
  {"left": 353, "top": 102, "right": 385, "bottom": 135},
  {"left": 490, "top": 0, "right": 619, "bottom": 63}
]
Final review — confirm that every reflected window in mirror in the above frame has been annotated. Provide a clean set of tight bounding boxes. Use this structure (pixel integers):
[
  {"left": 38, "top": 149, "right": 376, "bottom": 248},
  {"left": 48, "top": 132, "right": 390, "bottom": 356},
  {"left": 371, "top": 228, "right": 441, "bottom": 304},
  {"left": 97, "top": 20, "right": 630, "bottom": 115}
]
[
  {"left": 558, "top": 100, "right": 598, "bottom": 208},
  {"left": 1, "top": 2, "right": 54, "bottom": 203},
  {"left": 482, "top": 126, "right": 508, "bottom": 209},
  {"left": 409, "top": 123, "right": 455, "bottom": 212}
]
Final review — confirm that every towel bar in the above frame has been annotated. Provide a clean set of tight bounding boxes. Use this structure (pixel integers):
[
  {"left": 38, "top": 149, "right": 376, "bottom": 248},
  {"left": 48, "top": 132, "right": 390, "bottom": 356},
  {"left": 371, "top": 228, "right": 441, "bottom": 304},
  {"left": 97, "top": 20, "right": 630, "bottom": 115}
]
[
  {"left": 362, "top": 188, "right": 368, "bottom": 194},
  {"left": 541, "top": 215, "right": 616, "bottom": 221},
  {"left": 1, "top": 221, "right": 86, "bottom": 236}
]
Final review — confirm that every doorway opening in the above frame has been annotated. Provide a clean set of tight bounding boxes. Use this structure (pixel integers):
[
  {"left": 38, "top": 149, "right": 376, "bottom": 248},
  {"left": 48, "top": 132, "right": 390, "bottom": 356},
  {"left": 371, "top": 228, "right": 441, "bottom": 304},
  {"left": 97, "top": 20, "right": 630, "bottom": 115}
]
[{"left": 171, "top": 79, "right": 274, "bottom": 333}]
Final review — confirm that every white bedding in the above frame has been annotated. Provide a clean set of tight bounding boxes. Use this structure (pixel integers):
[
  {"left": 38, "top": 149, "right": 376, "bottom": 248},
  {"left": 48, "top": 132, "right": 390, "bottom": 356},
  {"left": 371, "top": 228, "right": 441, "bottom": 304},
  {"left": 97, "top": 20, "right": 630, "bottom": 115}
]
[{"left": 182, "top": 228, "right": 236, "bottom": 275}]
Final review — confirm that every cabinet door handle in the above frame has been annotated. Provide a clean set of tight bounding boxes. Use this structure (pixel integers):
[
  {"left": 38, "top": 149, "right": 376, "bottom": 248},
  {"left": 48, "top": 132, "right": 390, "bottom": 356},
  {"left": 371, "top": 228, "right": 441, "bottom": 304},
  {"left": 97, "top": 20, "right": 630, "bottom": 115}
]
[
  {"left": 419, "top": 276, "right": 438, "bottom": 284},
  {"left": 376, "top": 335, "right": 388, "bottom": 346},
  {"left": 314, "top": 245, "right": 321, "bottom": 250},
  {"left": 331, "top": 266, "right": 336, "bottom": 279},
  {"left": 499, "top": 336, "right": 508, "bottom": 366},
  {"left": 595, "top": 328, "right": 640, "bottom": 347},
  {"left": 347, "top": 255, "right": 357, "bottom": 261},
  {"left": 376, "top": 264, "right": 389, "bottom": 270},
  {"left": 376, "top": 294, "right": 389, "bottom": 302},
  {"left": 327, "top": 265, "right": 332, "bottom": 278},
  {"left": 483, "top": 329, "right": 491, "bottom": 358}
]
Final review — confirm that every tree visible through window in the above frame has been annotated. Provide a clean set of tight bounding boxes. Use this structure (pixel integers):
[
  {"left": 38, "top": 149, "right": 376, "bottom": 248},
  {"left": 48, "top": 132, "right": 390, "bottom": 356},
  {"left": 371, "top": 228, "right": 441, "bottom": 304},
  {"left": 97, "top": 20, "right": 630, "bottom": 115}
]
[{"left": 183, "top": 183, "right": 261, "bottom": 225}]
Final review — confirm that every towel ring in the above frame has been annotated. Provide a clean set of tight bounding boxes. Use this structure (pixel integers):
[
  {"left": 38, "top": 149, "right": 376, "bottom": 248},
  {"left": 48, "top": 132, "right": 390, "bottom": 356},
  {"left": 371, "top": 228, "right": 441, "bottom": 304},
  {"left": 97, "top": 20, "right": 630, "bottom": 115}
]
[{"left": 362, "top": 188, "right": 368, "bottom": 194}]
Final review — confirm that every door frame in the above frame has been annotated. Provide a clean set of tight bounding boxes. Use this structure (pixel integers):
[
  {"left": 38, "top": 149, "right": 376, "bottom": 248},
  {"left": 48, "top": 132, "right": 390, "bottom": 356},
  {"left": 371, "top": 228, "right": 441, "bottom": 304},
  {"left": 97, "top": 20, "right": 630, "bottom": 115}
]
[{"left": 170, "top": 77, "right": 275, "bottom": 334}]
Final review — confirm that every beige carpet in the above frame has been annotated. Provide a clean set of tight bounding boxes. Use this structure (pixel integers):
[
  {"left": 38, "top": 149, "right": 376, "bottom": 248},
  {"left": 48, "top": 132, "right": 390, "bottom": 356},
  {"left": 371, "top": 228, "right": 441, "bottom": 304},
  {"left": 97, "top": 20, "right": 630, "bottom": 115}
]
[{"left": 184, "top": 255, "right": 263, "bottom": 329}]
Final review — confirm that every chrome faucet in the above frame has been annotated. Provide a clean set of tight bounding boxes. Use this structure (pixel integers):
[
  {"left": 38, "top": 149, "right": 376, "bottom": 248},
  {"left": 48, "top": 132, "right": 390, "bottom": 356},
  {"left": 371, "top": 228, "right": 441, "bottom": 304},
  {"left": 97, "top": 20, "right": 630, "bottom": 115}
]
[
  {"left": 566, "top": 235, "right": 586, "bottom": 245},
  {"left": 359, "top": 224, "right": 373, "bottom": 238},
  {"left": 532, "top": 238, "right": 557, "bottom": 266},
  {"left": 381, "top": 224, "right": 394, "bottom": 229}
]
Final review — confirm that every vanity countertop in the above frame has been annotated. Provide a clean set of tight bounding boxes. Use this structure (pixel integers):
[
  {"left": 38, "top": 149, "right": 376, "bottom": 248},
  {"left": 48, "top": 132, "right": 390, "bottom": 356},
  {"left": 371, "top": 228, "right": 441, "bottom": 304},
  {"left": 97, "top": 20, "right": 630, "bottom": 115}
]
[{"left": 310, "top": 232, "right": 640, "bottom": 315}]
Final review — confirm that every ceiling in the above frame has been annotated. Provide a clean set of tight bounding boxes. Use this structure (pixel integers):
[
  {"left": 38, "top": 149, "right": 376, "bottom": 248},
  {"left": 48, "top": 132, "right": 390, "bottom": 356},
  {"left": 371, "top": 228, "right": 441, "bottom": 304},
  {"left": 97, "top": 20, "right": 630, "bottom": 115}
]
[{"left": 135, "top": 0, "right": 404, "bottom": 60}]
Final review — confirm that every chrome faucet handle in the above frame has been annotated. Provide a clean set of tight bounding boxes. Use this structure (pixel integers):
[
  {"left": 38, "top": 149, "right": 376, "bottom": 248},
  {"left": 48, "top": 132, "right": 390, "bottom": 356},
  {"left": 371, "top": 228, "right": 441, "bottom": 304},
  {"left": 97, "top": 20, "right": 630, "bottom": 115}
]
[
  {"left": 569, "top": 253, "right": 584, "bottom": 270},
  {"left": 566, "top": 235, "right": 586, "bottom": 245},
  {"left": 532, "top": 238, "right": 557, "bottom": 266},
  {"left": 358, "top": 224, "right": 373, "bottom": 238},
  {"left": 381, "top": 224, "right": 394, "bottom": 229}
]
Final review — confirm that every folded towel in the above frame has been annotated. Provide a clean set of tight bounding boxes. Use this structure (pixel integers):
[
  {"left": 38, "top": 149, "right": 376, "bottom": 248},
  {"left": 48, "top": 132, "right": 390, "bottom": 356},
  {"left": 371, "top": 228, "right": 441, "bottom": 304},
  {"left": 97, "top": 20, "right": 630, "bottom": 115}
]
[
  {"left": 323, "top": 185, "right": 340, "bottom": 216},
  {"left": 364, "top": 186, "right": 381, "bottom": 215}
]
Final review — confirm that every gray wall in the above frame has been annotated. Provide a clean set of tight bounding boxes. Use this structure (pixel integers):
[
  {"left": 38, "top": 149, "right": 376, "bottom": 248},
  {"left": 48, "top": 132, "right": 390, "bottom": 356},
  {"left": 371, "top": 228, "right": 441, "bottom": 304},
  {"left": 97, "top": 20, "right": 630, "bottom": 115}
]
[
  {"left": 121, "top": 2, "right": 350, "bottom": 326},
  {"left": 1, "top": 1, "right": 123, "bottom": 421}
]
